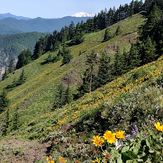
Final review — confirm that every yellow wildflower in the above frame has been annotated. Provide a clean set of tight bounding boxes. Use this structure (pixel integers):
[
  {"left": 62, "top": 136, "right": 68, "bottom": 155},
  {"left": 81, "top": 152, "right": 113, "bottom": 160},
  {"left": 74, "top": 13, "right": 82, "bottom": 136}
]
[
  {"left": 59, "top": 157, "right": 67, "bottom": 163},
  {"left": 50, "top": 161, "right": 55, "bottom": 163},
  {"left": 154, "top": 122, "right": 163, "bottom": 132},
  {"left": 46, "top": 156, "right": 55, "bottom": 163},
  {"left": 103, "top": 131, "right": 116, "bottom": 144},
  {"left": 92, "top": 135, "right": 104, "bottom": 147},
  {"left": 116, "top": 130, "right": 125, "bottom": 139},
  {"left": 92, "top": 158, "right": 101, "bottom": 163}
]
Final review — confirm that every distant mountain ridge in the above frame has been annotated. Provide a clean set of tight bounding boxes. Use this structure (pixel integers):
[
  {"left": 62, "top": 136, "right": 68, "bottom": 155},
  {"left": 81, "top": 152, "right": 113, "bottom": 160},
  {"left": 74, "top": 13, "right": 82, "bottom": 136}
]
[
  {"left": 0, "top": 13, "right": 30, "bottom": 20},
  {"left": 0, "top": 13, "right": 90, "bottom": 34}
]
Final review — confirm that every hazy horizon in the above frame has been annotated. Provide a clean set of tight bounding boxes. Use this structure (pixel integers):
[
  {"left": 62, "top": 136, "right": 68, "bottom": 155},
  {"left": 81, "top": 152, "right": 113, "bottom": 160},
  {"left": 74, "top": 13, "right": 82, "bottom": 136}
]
[{"left": 0, "top": 0, "right": 132, "bottom": 19}]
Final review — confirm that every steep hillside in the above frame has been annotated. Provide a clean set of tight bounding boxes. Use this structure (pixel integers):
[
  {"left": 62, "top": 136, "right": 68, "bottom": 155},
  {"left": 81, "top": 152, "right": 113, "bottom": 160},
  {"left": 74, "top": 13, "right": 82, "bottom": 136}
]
[
  {"left": 0, "top": 56, "right": 162, "bottom": 162},
  {"left": 1, "top": 14, "right": 163, "bottom": 162},
  {"left": 0, "top": 14, "right": 144, "bottom": 110}
]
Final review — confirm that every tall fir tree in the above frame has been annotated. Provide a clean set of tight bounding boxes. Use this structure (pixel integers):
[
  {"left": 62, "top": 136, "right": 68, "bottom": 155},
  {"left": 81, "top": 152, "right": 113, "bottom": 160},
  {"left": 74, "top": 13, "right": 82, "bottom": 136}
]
[
  {"left": 61, "top": 46, "right": 72, "bottom": 65},
  {"left": 115, "top": 25, "right": 122, "bottom": 36},
  {"left": 1, "top": 109, "right": 9, "bottom": 136},
  {"left": 141, "top": 37, "right": 156, "bottom": 64},
  {"left": 53, "top": 83, "right": 66, "bottom": 109},
  {"left": 0, "top": 89, "right": 9, "bottom": 113},
  {"left": 127, "top": 44, "right": 141, "bottom": 69},
  {"left": 141, "top": 3, "right": 162, "bottom": 40},
  {"left": 78, "top": 51, "right": 98, "bottom": 96},
  {"left": 12, "top": 108, "right": 19, "bottom": 131},
  {"left": 97, "top": 52, "right": 112, "bottom": 87},
  {"left": 64, "top": 85, "right": 73, "bottom": 104},
  {"left": 113, "top": 50, "right": 126, "bottom": 76},
  {"left": 32, "top": 37, "right": 46, "bottom": 60},
  {"left": 103, "top": 28, "right": 113, "bottom": 42},
  {"left": 16, "top": 49, "right": 32, "bottom": 69},
  {"left": 16, "top": 70, "right": 26, "bottom": 86}
]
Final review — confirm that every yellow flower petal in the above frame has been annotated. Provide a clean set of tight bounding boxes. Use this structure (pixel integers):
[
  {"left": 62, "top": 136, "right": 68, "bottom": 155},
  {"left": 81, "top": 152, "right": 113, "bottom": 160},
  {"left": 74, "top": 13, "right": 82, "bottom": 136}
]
[
  {"left": 92, "top": 135, "right": 104, "bottom": 147},
  {"left": 59, "top": 157, "right": 67, "bottom": 163},
  {"left": 154, "top": 122, "right": 163, "bottom": 132},
  {"left": 103, "top": 131, "right": 116, "bottom": 144},
  {"left": 116, "top": 130, "right": 125, "bottom": 139}
]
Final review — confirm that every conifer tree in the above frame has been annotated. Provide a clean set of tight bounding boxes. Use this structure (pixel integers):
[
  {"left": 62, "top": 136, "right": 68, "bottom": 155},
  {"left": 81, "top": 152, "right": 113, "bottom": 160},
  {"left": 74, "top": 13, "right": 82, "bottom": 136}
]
[
  {"left": 115, "top": 25, "right": 122, "bottom": 36},
  {"left": 61, "top": 46, "right": 72, "bottom": 65},
  {"left": 0, "top": 89, "right": 9, "bottom": 113},
  {"left": 113, "top": 50, "right": 125, "bottom": 76},
  {"left": 78, "top": 51, "right": 98, "bottom": 96},
  {"left": 128, "top": 44, "right": 141, "bottom": 69},
  {"left": 53, "top": 83, "right": 66, "bottom": 109},
  {"left": 141, "top": 4, "right": 162, "bottom": 40},
  {"left": 33, "top": 37, "right": 46, "bottom": 60},
  {"left": 64, "top": 85, "right": 73, "bottom": 104},
  {"left": 16, "top": 70, "right": 26, "bottom": 86},
  {"left": 103, "top": 28, "right": 113, "bottom": 42},
  {"left": 1, "top": 109, "right": 9, "bottom": 136},
  {"left": 16, "top": 49, "right": 32, "bottom": 69},
  {"left": 97, "top": 52, "right": 112, "bottom": 87},
  {"left": 141, "top": 37, "right": 156, "bottom": 64},
  {"left": 12, "top": 108, "right": 19, "bottom": 131}
]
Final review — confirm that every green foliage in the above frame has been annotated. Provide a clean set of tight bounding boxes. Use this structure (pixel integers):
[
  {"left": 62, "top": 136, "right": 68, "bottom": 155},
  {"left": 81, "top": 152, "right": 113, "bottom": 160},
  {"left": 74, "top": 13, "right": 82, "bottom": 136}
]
[
  {"left": 127, "top": 3, "right": 163, "bottom": 68},
  {"left": 156, "top": 73, "right": 163, "bottom": 87},
  {"left": 32, "top": 37, "right": 47, "bottom": 60},
  {"left": 32, "top": 0, "right": 144, "bottom": 61},
  {"left": 141, "top": 3, "right": 162, "bottom": 39},
  {"left": 97, "top": 52, "right": 112, "bottom": 86},
  {"left": 60, "top": 46, "right": 72, "bottom": 65},
  {"left": 11, "top": 108, "right": 19, "bottom": 131},
  {"left": 17, "top": 70, "right": 26, "bottom": 85},
  {"left": 127, "top": 44, "right": 140, "bottom": 69},
  {"left": 6, "top": 70, "right": 26, "bottom": 90},
  {"left": 103, "top": 28, "right": 113, "bottom": 42},
  {"left": 67, "top": 33, "right": 84, "bottom": 46},
  {"left": 107, "top": 131, "right": 163, "bottom": 163},
  {"left": 78, "top": 51, "right": 98, "bottom": 97},
  {"left": 64, "top": 85, "right": 73, "bottom": 104},
  {"left": 53, "top": 83, "right": 73, "bottom": 110},
  {"left": 41, "top": 54, "right": 60, "bottom": 65},
  {"left": 0, "top": 89, "right": 9, "bottom": 113},
  {"left": 16, "top": 49, "right": 32, "bottom": 69},
  {"left": 115, "top": 25, "right": 122, "bottom": 36},
  {"left": 141, "top": 37, "right": 156, "bottom": 64},
  {"left": 113, "top": 50, "right": 126, "bottom": 76},
  {"left": 1, "top": 109, "right": 9, "bottom": 136}
]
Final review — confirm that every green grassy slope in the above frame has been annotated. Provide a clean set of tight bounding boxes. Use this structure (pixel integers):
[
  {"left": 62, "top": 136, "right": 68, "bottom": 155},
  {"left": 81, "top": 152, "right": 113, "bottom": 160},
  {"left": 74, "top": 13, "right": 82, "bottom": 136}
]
[
  {"left": 0, "top": 13, "right": 163, "bottom": 162},
  {"left": 0, "top": 14, "right": 145, "bottom": 139}
]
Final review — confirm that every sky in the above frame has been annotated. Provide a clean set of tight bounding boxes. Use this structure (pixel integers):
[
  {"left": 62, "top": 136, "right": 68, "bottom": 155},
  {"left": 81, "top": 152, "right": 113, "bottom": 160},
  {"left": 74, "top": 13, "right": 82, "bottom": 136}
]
[{"left": 0, "top": 0, "right": 132, "bottom": 18}]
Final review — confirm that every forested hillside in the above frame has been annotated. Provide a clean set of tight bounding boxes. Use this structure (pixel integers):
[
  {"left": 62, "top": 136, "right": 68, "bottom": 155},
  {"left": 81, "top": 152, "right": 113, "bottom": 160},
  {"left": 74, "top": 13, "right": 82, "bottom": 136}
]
[
  {"left": 0, "top": 0, "right": 163, "bottom": 162},
  {"left": 0, "top": 32, "right": 45, "bottom": 79}
]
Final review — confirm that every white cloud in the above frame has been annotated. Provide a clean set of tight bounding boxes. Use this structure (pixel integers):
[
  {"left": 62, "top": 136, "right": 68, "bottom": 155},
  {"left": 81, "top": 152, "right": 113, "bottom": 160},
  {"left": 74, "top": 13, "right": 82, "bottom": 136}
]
[{"left": 72, "top": 12, "right": 94, "bottom": 17}]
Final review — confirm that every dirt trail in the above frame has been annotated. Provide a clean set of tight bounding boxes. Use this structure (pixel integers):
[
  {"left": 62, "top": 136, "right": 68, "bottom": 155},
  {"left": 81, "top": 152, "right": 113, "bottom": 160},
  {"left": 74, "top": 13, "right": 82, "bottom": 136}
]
[{"left": 0, "top": 138, "right": 48, "bottom": 163}]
